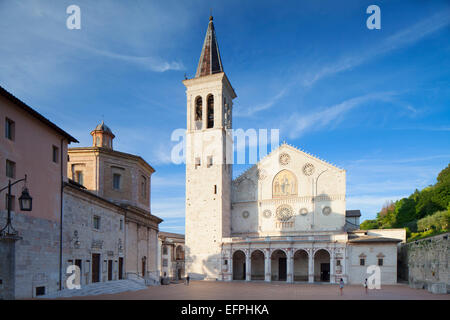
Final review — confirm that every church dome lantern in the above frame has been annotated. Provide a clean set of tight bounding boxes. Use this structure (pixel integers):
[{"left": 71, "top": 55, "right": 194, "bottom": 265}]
[{"left": 91, "top": 121, "right": 115, "bottom": 149}]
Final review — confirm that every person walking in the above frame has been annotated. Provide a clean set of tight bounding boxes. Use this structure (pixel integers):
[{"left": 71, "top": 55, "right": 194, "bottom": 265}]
[
  {"left": 186, "top": 275, "right": 190, "bottom": 286},
  {"left": 364, "top": 278, "right": 368, "bottom": 294},
  {"left": 339, "top": 278, "right": 344, "bottom": 296}
]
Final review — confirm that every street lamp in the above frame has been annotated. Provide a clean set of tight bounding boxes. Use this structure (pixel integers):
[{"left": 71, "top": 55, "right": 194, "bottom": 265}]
[{"left": 0, "top": 174, "right": 33, "bottom": 237}]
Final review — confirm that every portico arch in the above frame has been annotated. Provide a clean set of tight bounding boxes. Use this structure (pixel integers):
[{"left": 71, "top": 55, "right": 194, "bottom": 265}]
[
  {"left": 271, "top": 249, "right": 287, "bottom": 281},
  {"left": 293, "top": 249, "right": 309, "bottom": 282},
  {"left": 250, "top": 250, "right": 265, "bottom": 280},
  {"left": 314, "top": 249, "right": 330, "bottom": 282},
  {"left": 232, "top": 250, "right": 246, "bottom": 280}
]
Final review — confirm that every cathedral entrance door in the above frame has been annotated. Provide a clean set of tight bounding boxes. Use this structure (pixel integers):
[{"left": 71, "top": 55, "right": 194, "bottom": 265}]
[
  {"left": 279, "top": 258, "right": 287, "bottom": 281},
  {"left": 320, "top": 263, "right": 330, "bottom": 281}
]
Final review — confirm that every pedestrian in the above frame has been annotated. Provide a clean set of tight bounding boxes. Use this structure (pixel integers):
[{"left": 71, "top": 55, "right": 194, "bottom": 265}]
[
  {"left": 339, "top": 278, "right": 344, "bottom": 296},
  {"left": 364, "top": 278, "right": 368, "bottom": 294},
  {"left": 186, "top": 275, "right": 190, "bottom": 286}
]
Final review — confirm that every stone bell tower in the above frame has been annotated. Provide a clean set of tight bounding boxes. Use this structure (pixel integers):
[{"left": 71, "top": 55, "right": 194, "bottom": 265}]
[{"left": 183, "top": 16, "right": 236, "bottom": 280}]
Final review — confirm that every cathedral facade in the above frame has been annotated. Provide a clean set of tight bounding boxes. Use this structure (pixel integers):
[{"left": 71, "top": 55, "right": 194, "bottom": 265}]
[{"left": 184, "top": 17, "right": 406, "bottom": 285}]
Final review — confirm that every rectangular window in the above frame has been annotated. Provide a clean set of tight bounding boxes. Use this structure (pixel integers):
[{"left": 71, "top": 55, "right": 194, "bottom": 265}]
[
  {"left": 75, "top": 171, "right": 84, "bottom": 186},
  {"left": 162, "top": 259, "right": 168, "bottom": 267},
  {"left": 207, "top": 156, "right": 213, "bottom": 168},
  {"left": 360, "top": 259, "right": 365, "bottom": 266},
  {"left": 5, "top": 118, "right": 15, "bottom": 140},
  {"left": 5, "top": 194, "right": 15, "bottom": 211},
  {"left": 35, "top": 286, "right": 46, "bottom": 296},
  {"left": 195, "top": 157, "right": 201, "bottom": 169},
  {"left": 162, "top": 246, "right": 168, "bottom": 255},
  {"left": 52, "top": 146, "right": 59, "bottom": 163},
  {"left": 336, "top": 260, "right": 341, "bottom": 266},
  {"left": 141, "top": 176, "right": 147, "bottom": 198},
  {"left": 6, "top": 160, "right": 15, "bottom": 178},
  {"left": 378, "top": 258, "right": 383, "bottom": 266},
  {"left": 113, "top": 174, "right": 121, "bottom": 190},
  {"left": 119, "top": 219, "right": 123, "bottom": 231},
  {"left": 93, "top": 216, "right": 101, "bottom": 230},
  {"left": 214, "top": 185, "right": 217, "bottom": 194}
]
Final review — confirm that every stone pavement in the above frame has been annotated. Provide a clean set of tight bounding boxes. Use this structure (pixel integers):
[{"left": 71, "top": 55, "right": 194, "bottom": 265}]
[
  {"left": 46, "top": 281, "right": 450, "bottom": 300},
  {"left": 39, "top": 280, "right": 148, "bottom": 299}
]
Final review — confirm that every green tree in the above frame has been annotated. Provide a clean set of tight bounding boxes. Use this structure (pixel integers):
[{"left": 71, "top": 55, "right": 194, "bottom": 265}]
[{"left": 360, "top": 219, "right": 379, "bottom": 230}]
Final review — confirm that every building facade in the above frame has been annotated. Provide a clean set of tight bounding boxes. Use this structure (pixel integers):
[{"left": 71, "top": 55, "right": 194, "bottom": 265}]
[
  {"left": 0, "top": 86, "right": 77, "bottom": 299},
  {"left": 158, "top": 232, "right": 185, "bottom": 280},
  {"left": 184, "top": 18, "right": 406, "bottom": 285}
]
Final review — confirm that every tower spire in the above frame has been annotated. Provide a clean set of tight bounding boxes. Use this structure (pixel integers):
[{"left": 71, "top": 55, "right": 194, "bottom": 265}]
[{"left": 195, "top": 16, "right": 224, "bottom": 78}]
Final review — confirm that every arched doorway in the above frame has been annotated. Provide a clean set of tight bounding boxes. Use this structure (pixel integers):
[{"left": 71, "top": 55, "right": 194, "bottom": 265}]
[
  {"left": 232, "top": 250, "right": 246, "bottom": 280},
  {"left": 293, "top": 250, "right": 309, "bottom": 282},
  {"left": 314, "top": 249, "right": 330, "bottom": 282},
  {"left": 271, "top": 249, "right": 287, "bottom": 281},
  {"left": 251, "top": 250, "right": 265, "bottom": 280}
]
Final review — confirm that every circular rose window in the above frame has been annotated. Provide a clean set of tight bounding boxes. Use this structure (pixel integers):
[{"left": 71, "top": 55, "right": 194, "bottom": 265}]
[
  {"left": 279, "top": 153, "right": 291, "bottom": 166},
  {"left": 263, "top": 209, "right": 272, "bottom": 218},
  {"left": 322, "top": 206, "right": 332, "bottom": 215},
  {"left": 299, "top": 208, "right": 308, "bottom": 216},
  {"left": 276, "top": 204, "right": 293, "bottom": 222},
  {"left": 303, "top": 163, "right": 315, "bottom": 176},
  {"left": 242, "top": 211, "right": 250, "bottom": 219}
]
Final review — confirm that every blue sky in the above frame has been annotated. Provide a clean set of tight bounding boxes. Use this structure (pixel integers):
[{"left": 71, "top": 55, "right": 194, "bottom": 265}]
[{"left": 1, "top": 0, "right": 449, "bottom": 234}]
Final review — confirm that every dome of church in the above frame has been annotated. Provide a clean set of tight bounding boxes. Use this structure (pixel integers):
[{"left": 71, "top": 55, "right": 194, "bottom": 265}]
[{"left": 94, "top": 121, "right": 113, "bottom": 135}]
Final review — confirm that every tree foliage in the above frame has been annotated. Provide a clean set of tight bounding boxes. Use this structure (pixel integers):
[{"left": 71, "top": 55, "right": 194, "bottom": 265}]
[{"left": 359, "top": 163, "right": 450, "bottom": 240}]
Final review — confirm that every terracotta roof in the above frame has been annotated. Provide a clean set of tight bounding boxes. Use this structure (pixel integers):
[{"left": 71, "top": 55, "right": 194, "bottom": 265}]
[
  {"left": 346, "top": 210, "right": 361, "bottom": 217},
  {"left": 159, "top": 231, "right": 185, "bottom": 239},
  {"left": 195, "top": 16, "right": 223, "bottom": 78},
  {"left": 0, "top": 85, "right": 78, "bottom": 143},
  {"left": 348, "top": 236, "right": 402, "bottom": 243}
]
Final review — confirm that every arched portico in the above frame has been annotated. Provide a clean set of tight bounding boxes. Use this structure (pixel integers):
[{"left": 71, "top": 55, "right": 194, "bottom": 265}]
[
  {"left": 293, "top": 249, "right": 309, "bottom": 282},
  {"left": 232, "top": 250, "right": 246, "bottom": 280},
  {"left": 314, "top": 249, "right": 330, "bottom": 282},
  {"left": 271, "top": 249, "right": 287, "bottom": 281},
  {"left": 250, "top": 250, "right": 265, "bottom": 280}
]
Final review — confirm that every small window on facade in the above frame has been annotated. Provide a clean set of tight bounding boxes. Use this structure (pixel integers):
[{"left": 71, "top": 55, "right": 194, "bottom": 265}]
[
  {"left": 224, "top": 259, "right": 228, "bottom": 265},
  {"left": 113, "top": 174, "right": 121, "bottom": 190},
  {"left": 52, "top": 146, "right": 59, "bottom": 163},
  {"left": 195, "top": 96, "right": 203, "bottom": 130},
  {"left": 35, "top": 286, "right": 46, "bottom": 296},
  {"left": 162, "top": 246, "right": 168, "bottom": 255},
  {"left": 360, "top": 259, "right": 365, "bottom": 266},
  {"left": 5, "top": 118, "right": 15, "bottom": 140},
  {"left": 93, "top": 216, "right": 101, "bottom": 230},
  {"left": 207, "top": 156, "right": 213, "bottom": 168},
  {"left": 162, "top": 259, "right": 168, "bottom": 267},
  {"left": 214, "top": 185, "right": 217, "bottom": 194},
  {"left": 378, "top": 258, "right": 383, "bottom": 266},
  {"left": 120, "top": 219, "right": 123, "bottom": 231},
  {"left": 5, "top": 194, "right": 15, "bottom": 211},
  {"left": 141, "top": 176, "right": 147, "bottom": 198},
  {"left": 336, "top": 260, "right": 341, "bottom": 266},
  {"left": 75, "top": 171, "right": 84, "bottom": 186},
  {"left": 195, "top": 157, "right": 201, "bottom": 169},
  {"left": 6, "top": 160, "right": 15, "bottom": 178}
]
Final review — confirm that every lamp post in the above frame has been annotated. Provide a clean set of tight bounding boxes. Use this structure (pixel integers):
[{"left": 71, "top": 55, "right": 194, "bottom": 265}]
[{"left": 0, "top": 174, "right": 33, "bottom": 238}]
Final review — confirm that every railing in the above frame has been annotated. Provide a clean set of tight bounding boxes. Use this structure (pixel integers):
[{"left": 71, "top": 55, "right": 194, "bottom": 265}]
[{"left": 228, "top": 234, "right": 331, "bottom": 243}]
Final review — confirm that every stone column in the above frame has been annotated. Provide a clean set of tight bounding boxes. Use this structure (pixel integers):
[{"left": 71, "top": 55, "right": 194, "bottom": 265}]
[
  {"left": 330, "top": 250, "right": 336, "bottom": 284},
  {"left": 287, "top": 249, "right": 293, "bottom": 283},
  {"left": 264, "top": 249, "right": 271, "bottom": 282},
  {"left": 308, "top": 250, "right": 314, "bottom": 283},
  {"left": 245, "top": 251, "right": 251, "bottom": 281}
]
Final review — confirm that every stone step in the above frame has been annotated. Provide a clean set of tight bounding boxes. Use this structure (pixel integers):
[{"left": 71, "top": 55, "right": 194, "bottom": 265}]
[{"left": 39, "top": 280, "right": 148, "bottom": 299}]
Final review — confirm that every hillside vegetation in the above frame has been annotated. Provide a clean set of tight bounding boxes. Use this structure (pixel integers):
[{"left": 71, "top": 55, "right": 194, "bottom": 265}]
[{"left": 360, "top": 163, "right": 450, "bottom": 241}]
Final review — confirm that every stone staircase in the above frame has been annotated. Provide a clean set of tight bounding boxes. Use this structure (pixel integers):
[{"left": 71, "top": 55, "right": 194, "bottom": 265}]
[{"left": 39, "top": 279, "right": 148, "bottom": 299}]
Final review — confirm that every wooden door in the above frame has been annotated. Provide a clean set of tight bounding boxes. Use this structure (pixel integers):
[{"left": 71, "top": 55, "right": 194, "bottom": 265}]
[
  {"left": 118, "top": 257, "right": 123, "bottom": 280},
  {"left": 92, "top": 254, "right": 100, "bottom": 283},
  {"left": 279, "top": 258, "right": 287, "bottom": 281},
  {"left": 108, "top": 260, "right": 113, "bottom": 281}
]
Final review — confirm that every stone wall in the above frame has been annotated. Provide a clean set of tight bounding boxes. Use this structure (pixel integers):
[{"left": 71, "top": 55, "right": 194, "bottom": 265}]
[{"left": 404, "top": 233, "right": 449, "bottom": 294}]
